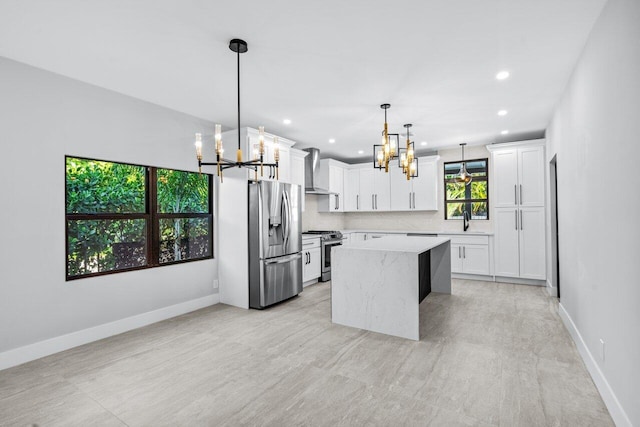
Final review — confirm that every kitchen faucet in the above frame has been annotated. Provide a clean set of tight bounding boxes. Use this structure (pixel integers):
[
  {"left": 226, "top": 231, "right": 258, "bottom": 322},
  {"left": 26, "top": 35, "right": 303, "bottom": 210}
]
[{"left": 463, "top": 210, "right": 470, "bottom": 231}]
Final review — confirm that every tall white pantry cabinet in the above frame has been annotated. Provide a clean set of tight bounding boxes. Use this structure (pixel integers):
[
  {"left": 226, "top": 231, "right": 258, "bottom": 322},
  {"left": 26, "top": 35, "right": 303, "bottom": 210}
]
[{"left": 488, "top": 140, "right": 546, "bottom": 281}]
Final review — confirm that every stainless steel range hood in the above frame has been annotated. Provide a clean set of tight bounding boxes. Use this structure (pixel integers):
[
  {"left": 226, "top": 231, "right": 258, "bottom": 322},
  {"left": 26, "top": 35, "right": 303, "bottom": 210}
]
[{"left": 303, "top": 148, "right": 334, "bottom": 194}]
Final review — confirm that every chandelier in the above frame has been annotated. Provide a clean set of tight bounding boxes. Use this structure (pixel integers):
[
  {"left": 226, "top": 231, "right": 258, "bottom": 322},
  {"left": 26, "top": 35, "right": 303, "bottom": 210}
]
[
  {"left": 399, "top": 124, "right": 418, "bottom": 180},
  {"left": 373, "top": 104, "right": 399, "bottom": 172},
  {"left": 195, "top": 38, "right": 279, "bottom": 182}
]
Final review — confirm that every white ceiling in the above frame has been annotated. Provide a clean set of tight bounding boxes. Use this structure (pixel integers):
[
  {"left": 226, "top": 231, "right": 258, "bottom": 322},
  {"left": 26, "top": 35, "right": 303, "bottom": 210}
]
[{"left": 0, "top": 0, "right": 606, "bottom": 162}]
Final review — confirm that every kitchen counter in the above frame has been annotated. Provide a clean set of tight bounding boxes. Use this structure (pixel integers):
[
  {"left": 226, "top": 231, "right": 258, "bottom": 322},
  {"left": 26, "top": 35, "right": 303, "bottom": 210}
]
[
  {"left": 331, "top": 236, "right": 451, "bottom": 340},
  {"left": 343, "top": 235, "right": 450, "bottom": 252},
  {"left": 340, "top": 229, "right": 493, "bottom": 236}
]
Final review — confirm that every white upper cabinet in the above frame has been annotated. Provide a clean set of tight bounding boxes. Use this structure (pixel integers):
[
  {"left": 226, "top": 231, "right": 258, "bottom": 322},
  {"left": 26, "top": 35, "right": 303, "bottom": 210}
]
[
  {"left": 289, "top": 149, "right": 307, "bottom": 212},
  {"left": 316, "top": 159, "right": 348, "bottom": 213},
  {"left": 491, "top": 143, "right": 544, "bottom": 208},
  {"left": 492, "top": 149, "right": 519, "bottom": 208},
  {"left": 389, "top": 156, "right": 439, "bottom": 211},
  {"left": 219, "top": 127, "right": 297, "bottom": 184},
  {"left": 517, "top": 146, "right": 545, "bottom": 207},
  {"left": 344, "top": 168, "right": 360, "bottom": 211},
  {"left": 357, "top": 166, "right": 390, "bottom": 211},
  {"left": 412, "top": 156, "right": 439, "bottom": 211},
  {"left": 389, "top": 164, "right": 412, "bottom": 211}
]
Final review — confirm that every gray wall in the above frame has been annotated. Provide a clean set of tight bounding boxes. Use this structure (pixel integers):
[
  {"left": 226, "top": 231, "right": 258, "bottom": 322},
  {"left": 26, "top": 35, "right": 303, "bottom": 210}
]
[
  {"left": 545, "top": 0, "right": 640, "bottom": 424},
  {"left": 0, "top": 58, "right": 218, "bottom": 354}
]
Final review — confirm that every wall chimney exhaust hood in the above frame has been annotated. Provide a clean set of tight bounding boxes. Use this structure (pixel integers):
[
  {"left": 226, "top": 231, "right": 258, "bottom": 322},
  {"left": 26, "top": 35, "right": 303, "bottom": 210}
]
[{"left": 303, "top": 148, "right": 334, "bottom": 194}]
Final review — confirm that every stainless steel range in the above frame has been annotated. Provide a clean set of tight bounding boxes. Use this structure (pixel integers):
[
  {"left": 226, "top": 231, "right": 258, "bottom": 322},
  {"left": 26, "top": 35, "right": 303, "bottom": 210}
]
[{"left": 303, "top": 230, "right": 343, "bottom": 282}]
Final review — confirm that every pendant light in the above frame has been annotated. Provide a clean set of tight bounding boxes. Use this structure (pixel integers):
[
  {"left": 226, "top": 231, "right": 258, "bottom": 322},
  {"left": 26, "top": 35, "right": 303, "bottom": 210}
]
[
  {"left": 194, "top": 38, "right": 279, "bottom": 182},
  {"left": 457, "top": 143, "right": 472, "bottom": 186},
  {"left": 373, "top": 104, "right": 399, "bottom": 172},
  {"left": 399, "top": 124, "right": 418, "bottom": 180}
]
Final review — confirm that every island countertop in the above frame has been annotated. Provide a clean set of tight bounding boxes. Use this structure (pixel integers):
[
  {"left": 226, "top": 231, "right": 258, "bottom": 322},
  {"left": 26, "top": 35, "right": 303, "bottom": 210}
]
[{"left": 338, "top": 235, "right": 450, "bottom": 253}]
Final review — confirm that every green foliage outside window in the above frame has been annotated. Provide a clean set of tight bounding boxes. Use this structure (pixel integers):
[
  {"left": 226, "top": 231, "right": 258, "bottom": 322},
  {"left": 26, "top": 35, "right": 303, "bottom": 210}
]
[
  {"left": 444, "top": 159, "right": 489, "bottom": 220},
  {"left": 65, "top": 157, "right": 212, "bottom": 280}
]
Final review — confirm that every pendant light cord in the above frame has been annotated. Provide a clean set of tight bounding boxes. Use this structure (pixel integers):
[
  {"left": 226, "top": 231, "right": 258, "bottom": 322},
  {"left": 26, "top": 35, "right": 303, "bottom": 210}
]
[{"left": 237, "top": 48, "right": 241, "bottom": 151}]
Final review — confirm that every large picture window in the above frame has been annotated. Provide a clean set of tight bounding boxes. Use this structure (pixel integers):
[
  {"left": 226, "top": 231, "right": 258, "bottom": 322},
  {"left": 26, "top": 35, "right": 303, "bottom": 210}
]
[
  {"left": 444, "top": 158, "right": 489, "bottom": 220},
  {"left": 65, "top": 156, "right": 213, "bottom": 280}
]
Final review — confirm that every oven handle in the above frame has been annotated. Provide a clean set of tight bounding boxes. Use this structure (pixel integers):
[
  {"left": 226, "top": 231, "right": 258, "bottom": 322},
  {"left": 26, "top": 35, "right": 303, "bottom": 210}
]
[{"left": 323, "top": 240, "right": 343, "bottom": 247}]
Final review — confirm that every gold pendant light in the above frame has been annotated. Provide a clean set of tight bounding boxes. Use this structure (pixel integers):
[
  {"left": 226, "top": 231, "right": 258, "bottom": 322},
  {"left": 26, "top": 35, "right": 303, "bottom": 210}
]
[{"left": 373, "top": 104, "right": 399, "bottom": 172}]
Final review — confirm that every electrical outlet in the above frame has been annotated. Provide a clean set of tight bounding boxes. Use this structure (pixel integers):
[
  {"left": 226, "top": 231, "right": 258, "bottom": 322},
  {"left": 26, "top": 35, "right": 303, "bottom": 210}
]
[
  {"left": 599, "top": 339, "right": 605, "bottom": 362},
  {"left": 213, "top": 279, "right": 219, "bottom": 289}
]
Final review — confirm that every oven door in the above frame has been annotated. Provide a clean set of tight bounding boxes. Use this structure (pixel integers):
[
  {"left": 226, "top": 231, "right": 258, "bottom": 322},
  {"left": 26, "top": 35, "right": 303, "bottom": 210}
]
[{"left": 322, "top": 240, "right": 342, "bottom": 273}]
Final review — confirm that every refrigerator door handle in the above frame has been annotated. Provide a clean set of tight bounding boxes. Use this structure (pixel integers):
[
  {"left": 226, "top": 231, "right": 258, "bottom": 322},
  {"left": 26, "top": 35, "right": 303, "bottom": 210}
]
[
  {"left": 265, "top": 253, "right": 302, "bottom": 265},
  {"left": 283, "top": 190, "right": 291, "bottom": 249}
]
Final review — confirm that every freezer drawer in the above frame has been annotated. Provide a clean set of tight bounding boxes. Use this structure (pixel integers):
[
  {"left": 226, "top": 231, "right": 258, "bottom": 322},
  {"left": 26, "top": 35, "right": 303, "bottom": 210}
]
[{"left": 250, "top": 253, "right": 303, "bottom": 309}]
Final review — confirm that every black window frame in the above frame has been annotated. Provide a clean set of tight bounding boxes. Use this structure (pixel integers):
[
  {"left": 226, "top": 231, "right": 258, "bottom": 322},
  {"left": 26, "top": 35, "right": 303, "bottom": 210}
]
[
  {"left": 65, "top": 155, "right": 214, "bottom": 281},
  {"left": 444, "top": 157, "right": 489, "bottom": 220}
]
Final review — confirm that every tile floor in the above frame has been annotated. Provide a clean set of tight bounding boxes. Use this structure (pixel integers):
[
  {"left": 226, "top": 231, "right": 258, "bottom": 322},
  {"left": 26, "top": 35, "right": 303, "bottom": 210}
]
[{"left": 0, "top": 279, "right": 613, "bottom": 426}]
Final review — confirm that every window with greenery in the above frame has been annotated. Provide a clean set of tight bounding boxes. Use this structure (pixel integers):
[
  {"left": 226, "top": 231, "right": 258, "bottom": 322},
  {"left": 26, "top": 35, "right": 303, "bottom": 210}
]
[
  {"left": 66, "top": 156, "right": 213, "bottom": 280},
  {"left": 444, "top": 158, "right": 489, "bottom": 220}
]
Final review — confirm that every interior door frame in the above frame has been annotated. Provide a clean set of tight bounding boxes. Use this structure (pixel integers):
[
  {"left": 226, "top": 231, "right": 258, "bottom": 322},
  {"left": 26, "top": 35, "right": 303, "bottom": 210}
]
[{"left": 549, "top": 155, "right": 560, "bottom": 299}]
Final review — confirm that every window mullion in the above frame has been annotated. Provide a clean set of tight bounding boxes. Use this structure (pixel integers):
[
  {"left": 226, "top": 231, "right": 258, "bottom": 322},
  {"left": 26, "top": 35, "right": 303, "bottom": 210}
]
[{"left": 148, "top": 167, "right": 159, "bottom": 267}]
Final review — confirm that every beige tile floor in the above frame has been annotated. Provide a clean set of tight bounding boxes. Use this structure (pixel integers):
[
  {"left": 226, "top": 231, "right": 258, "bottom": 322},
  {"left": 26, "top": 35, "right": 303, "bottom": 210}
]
[{"left": 0, "top": 279, "right": 613, "bottom": 426}]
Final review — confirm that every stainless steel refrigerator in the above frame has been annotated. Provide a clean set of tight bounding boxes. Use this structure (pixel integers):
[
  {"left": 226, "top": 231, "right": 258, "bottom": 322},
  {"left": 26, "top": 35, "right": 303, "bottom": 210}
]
[{"left": 248, "top": 181, "right": 303, "bottom": 309}]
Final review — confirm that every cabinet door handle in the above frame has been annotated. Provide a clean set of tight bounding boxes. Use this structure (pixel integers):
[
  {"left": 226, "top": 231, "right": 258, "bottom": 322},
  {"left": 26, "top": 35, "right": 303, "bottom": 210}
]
[
  {"left": 520, "top": 210, "right": 523, "bottom": 230},
  {"left": 458, "top": 246, "right": 461, "bottom": 258},
  {"left": 372, "top": 194, "right": 375, "bottom": 209},
  {"left": 520, "top": 184, "right": 523, "bottom": 205},
  {"left": 409, "top": 193, "right": 412, "bottom": 209},
  {"left": 356, "top": 194, "right": 359, "bottom": 210},
  {"left": 463, "top": 246, "right": 466, "bottom": 259},
  {"left": 514, "top": 185, "right": 518, "bottom": 205},
  {"left": 413, "top": 192, "right": 416, "bottom": 209},
  {"left": 515, "top": 210, "right": 518, "bottom": 230},
  {"left": 337, "top": 194, "right": 340, "bottom": 210},
  {"left": 376, "top": 194, "right": 378, "bottom": 210}
]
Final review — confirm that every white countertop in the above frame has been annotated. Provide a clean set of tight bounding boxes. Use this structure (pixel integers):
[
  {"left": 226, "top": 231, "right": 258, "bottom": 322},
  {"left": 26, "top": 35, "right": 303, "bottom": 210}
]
[
  {"left": 340, "top": 229, "right": 493, "bottom": 236},
  {"left": 336, "top": 235, "right": 450, "bottom": 254}
]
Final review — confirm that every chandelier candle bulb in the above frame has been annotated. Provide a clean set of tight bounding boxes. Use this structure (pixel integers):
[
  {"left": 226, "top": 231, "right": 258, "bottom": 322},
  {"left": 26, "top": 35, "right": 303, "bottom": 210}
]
[
  {"left": 258, "top": 126, "right": 265, "bottom": 155},
  {"left": 195, "top": 133, "right": 203, "bottom": 160}
]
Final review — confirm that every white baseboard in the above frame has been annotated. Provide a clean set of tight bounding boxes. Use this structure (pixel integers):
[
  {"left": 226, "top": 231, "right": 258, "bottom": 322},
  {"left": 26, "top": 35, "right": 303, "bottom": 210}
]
[
  {"left": 0, "top": 294, "right": 219, "bottom": 371},
  {"left": 451, "top": 273, "right": 495, "bottom": 282},
  {"left": 558, "top": 303, "right": 631, "bottom": 427},
  {"left": 546, "top": 279, "right": 558, "bottom": 297},
  {"left": 493, "top": 276, "right": 546, "bottom": 286}
]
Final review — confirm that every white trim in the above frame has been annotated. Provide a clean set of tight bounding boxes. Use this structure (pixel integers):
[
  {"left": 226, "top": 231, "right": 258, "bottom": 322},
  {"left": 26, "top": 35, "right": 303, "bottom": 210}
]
[
  {"left": 546, "top": 279, "right": 558, "bottom": 297},
  {"left": 0, "top": 294, "right": 219, "bottom": 371},
  {"left": 558, "top": 303, "right": 632, "bottom": 427},
  {"left": 451, "top": 273, "right": 495, "bottom": 282},
  {"left": 486, "top": 138, "right": 546, "bottom": 152},
  {"left": 493, "top": 276, "right": 546, "bottom": 286}
]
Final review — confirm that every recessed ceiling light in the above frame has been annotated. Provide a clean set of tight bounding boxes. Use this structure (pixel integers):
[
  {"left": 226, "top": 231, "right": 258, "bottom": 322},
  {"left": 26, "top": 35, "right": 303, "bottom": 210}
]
[
  {"left": 498, "top": 110, "right": 508, "bottom": 116},
  {"left": 283, "top": 118, "right": 291, "bottom": 125},
  {"left": 329, "top": 138, "right": 336, "bottom": 144},
  {"left": 358, "top": 150, "right": 364, "bottom": 154},
  {"left": 496, "top": 70, "right": 510, "bottom": 80},
  {"left": 421, "top": 141, "right": 428, "bottom": 146},
  {"left": 501, "top": 130, "right": 509, "bottom": 135}
]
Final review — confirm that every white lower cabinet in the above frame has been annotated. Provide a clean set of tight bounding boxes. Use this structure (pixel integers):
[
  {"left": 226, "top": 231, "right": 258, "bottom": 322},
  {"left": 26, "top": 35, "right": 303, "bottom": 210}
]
[
  {"left": 494, "top": 206, "right": 545, "bottom": 279},
  {"left": 441, "top": 235, "right": 490, "bottom": 275},
  {"left": 302, "top": 237, "right": 321, "bottom": 285}
]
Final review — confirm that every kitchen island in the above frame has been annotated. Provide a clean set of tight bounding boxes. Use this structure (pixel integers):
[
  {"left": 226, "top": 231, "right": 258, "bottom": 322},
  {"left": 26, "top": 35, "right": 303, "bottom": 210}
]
[{"left": 331, "top": 235, "right": 451, "bottom": 340}]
